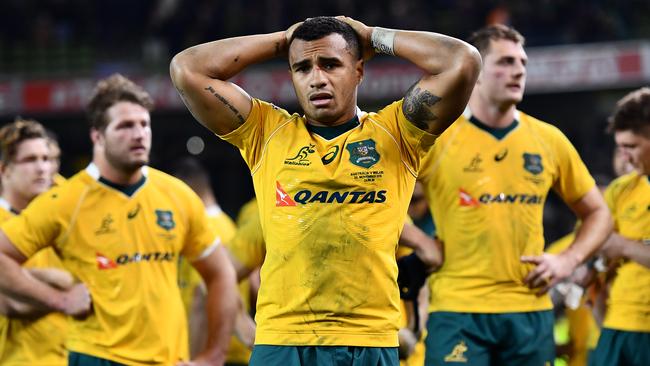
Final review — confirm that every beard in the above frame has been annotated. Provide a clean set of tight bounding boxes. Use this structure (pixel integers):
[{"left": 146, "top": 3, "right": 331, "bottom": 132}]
[{"left": 104, "top": 146, "right": 149, "bottom": 175}]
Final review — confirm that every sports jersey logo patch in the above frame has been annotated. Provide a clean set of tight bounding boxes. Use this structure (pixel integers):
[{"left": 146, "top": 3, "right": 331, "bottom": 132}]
[
  {"left": 444, "top": 340, "right": 468, "bottom": 363},
  {"left": 96, "top": 252, "right": 118, "bottom": 270},
  {"left": 321, "top": 145, "right": 340, "bottom": 165},
  {"left": 523, "top": 153, "right": 543, "bottom": 175},
  {"left": 463, "top": 154, "right": 483, "bottom": 172},
  {"left": 346, "top": 139, "right": 379, "bottom": 168},
  {"left": 276, "top": 181, "right": 296, "bottom": 206},
  {"left": 155, "top": 210, "right": 175, "bottom": 231},
  {"left": 494, "top": 148, "right": 508, "bottom": 162},
  {"left": 459, "top": 189, "right": 480, "bottom": 207},
  {"left": 285, "top": 144, "right": 316, "bottom": 166},
  {"left": 94, "top": 214, "right": 116, "bottom": 235}
]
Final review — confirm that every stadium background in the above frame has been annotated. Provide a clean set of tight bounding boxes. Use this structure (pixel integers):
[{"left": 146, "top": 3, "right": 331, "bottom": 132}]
[{"left": 1, "top": 0, "right": 649, "bottom": 242}]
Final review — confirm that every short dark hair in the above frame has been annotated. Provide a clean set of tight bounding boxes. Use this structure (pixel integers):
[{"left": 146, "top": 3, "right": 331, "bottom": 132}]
[
  {"left": 467, "top": 24, "right": 525, "bottom": 57},
  {"left": 0, "top": 118, "right": 48, "bottom": 165},
  {"left": 607, "top": 87, "right": 650, "bottom": 137},
  {"left": 169, "top": 157, "right": 212, "bottom": 196},
  {"left": 290, "top": 17, "right": 362, "bottom": 60},
  {"left": 87, "top": 73, "right": 154, "bottom": 131}
]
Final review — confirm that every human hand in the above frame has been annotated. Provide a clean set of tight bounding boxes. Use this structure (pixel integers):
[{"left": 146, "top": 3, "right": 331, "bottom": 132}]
[
  {"left": 285, "top": 21, "right": 303, "bottom": 45},
  {"left": 28, "top": 268, "right": 75, "bottom": 290},
  {"left": 61, "top": 283, "right": 92, "bottom": 317},
  {"left": 521, "top": 253, "right": 579, "bottom": 295},
  {"left": 335, "top": 16, "right": 375, "bottom": 60}
]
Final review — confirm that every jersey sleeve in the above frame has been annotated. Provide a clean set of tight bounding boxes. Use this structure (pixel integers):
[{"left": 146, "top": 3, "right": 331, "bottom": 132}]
[
  {"left": 219, "top": 98, "right": 293, "bottom": 171},
  {"left": 180, "top": 189, "right": 220, "bottom": 261},
  {"left": 1, "top": 190, "right": 62, "bottom": 258},
  {"left": 374, "top": 100, "right": 438, "bottom": 175},
  {"left": 551, "top": 129, "right": 596, "bottom": 204}
]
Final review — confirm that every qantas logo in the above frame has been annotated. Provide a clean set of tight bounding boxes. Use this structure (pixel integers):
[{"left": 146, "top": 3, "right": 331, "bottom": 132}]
[
  {"left": 276, "top": 181, "right": 387, "bottom": 206},
  {"left": 96, "top": 251, "right": 175, "bottom": 270},
  {"left": 459, "top": 189, "right": 480, "bottom": 207},
  {"left": 459, "top": 189, "right": 544, "bottom": 206},
  {"left": 96, "top": 252, "right": 118, "bottom": 270},
  {"left": 276, "top": 181, "right": 297, "bottom": 206}
]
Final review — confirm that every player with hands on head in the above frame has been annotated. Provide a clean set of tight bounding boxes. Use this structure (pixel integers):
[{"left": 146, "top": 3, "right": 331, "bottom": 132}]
[{"left": 171, "top": 15, "right": 479, "bottom": 366}]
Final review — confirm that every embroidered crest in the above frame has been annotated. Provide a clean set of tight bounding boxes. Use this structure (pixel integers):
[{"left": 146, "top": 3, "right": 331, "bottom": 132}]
[
  {"left": 346, "top": 139, "right": 380, "bottom": 168},
  {"left": 155, "top": 210, "right": 175, "bottom": 231},
  {"left": 523, "top": 153, "right": 543, "bottom": 175}
]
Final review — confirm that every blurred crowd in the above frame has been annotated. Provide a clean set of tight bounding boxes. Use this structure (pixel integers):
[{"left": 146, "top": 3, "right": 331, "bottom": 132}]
[{"left": 1, "top": 0, "right": 649, "bottom": 77}]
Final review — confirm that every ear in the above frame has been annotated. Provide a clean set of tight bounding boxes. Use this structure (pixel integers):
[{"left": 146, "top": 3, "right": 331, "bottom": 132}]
[
  {"left": 90, "top": 128, "right": 103, "bottom": 146},
  {"left": 0, "top": 162, "right": 6, "bottom": 176},
  {"left": 356, "top": 59, "right": 364, "bottom": 85}
]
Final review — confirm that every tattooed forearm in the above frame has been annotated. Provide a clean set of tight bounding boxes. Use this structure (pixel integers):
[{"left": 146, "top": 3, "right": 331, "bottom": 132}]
[
  {"left": 402, "top": 84, "right": 442, "bottom": 131},
  {"left": 204, "top": 86, "right": 245, "bottom": 124}
]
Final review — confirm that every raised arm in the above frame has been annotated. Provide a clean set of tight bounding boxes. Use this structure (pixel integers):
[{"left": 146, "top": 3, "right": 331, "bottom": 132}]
[
  {"left": 170, "top": 32, "right": 288, "bottom": 135},
  {"left": 340, "top": 17, "right": 481, "bottom": 135}
]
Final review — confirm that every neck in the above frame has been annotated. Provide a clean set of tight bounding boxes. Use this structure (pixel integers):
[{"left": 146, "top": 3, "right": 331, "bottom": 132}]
[
  {"left": 93, "top": 157, "right": 143, "bottom": 185},
  {"left": 201, "top": 193, "right": 217, "bottom": 207},
  {"left": 2, "top": 190, "right": 29, "bottom": 212},
  {"left": 468, "top": 96, "right": 517, "bottom": 128},
  {"left": 307, "top": 107, "right": 357, "bottom": 127}
]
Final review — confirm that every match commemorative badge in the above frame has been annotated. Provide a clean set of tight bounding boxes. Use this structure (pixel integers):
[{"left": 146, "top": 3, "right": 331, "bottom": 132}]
[
  {"left": 346, "top": 139, "right": 380, "bottom": 168},
  {"left": 523, "top": 153, "right": 543, "bottom": 175},
  {"left": 155, "top": 210, "right": 176, "bottom": 231}
]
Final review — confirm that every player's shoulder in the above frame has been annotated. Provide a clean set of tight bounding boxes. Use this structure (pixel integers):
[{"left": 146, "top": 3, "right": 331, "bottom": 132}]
[
  {"left": 42, "top": 170, "right": 94, "bottom": 203},
  {"left": 517, "top": 110, "right": 562, "bottom": 135},
  {"left": 146, "top": 167, "right": 197, "bottom": 196},
  {"left": 607, "top": 171, "right": 643, "bottom": 193},
  {"left": 252, "top": 98, "right": 297, "bottom": 124}
]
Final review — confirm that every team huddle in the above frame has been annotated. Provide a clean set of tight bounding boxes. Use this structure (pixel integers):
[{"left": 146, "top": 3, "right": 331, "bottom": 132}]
[{"left": 0, "top": 15, "right": 648, "bottom": 366}]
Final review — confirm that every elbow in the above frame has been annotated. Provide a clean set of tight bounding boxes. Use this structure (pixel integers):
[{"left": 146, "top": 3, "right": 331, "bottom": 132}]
[
  {"left": 456, "top": 43, "right": 482, "bottom": 87},
  {"left": 169, "top": 52, "right": 190, "bottom": 89}
]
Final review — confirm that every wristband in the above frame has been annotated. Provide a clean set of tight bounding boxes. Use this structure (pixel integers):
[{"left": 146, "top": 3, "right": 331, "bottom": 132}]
[{"left": 371, "top": 27, "right": 396, "bottom": 56}]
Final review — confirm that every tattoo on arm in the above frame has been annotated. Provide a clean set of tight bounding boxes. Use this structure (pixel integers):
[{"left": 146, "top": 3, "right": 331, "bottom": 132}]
[
  {"left": 402, "top": 84, "right": 442, "bottom": 131},
  {"left": 204, "top": 86, "right": 246, "bottom": 124}
]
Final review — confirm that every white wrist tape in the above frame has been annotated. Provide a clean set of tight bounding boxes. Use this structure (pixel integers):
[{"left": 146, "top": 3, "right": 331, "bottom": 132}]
[{"left": 371, "top": 27, "right": 396, "bottom": 56}]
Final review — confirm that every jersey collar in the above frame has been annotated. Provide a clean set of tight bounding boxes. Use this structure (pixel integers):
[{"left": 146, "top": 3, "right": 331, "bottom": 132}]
[
  {"left": 0, "top": 197, "right": 16, "bottom": 214},
  {"left": 464, "top": 108, "right": 520, "bottom": 140},
  {"left": 306, "top": 106, "right": 364, "bottom": 140},
  {"left": 86, "top": 163, "right": 148, "bottom": 197}
]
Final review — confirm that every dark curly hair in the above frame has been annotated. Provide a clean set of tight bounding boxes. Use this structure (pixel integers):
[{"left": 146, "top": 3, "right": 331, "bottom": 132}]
[
  {"left": 607, "top": 87, "right": 650, "bottom": 137},
  {"left": 87, "top": 73, "right": 154, "bottom": 131},
  {"left": 290, "top": 17, "right": 362, "bottom": 60}
]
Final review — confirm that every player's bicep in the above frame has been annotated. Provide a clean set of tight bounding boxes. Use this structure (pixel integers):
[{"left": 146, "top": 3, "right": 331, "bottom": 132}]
[
  {"left": 402, "top": 69, "right": 474, "bottom": 135},
  {"left": 173, "top": 69, "right": 253, "bottom": 136}
]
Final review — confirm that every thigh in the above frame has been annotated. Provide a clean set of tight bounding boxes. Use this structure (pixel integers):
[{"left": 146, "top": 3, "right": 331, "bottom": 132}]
[
  {"left": 495, "top": 311, "right": 555, "bottom": 366},
  {"left": 350, "top": 347, "right": 399, "bottom": 366},
  {"left": 589, "top": 328, "right": 624, "bottom": 366},
  {"left": 622, "top": 330, "right": 650, "bottom": 366},
  {"left": 68, "top": 351, "right": 125, "bottom": 366},
  {"left": 423, "top": 312, "right": 491, "bottom": 366}
]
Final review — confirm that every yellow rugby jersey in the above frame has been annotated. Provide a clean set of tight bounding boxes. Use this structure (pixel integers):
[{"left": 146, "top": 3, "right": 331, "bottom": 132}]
[
  {"left": 227, "top": 199, "right": 265, "bottom": 272},
  {"left": 603, "top": 172, "right": 650, "bottom": 332},
  {"left": 0, "top": 200, "right": 68, "bottom": 366},
  {"left": 220, "top": 98, "right": 436, "bottom": 347},
  {"left": 420, "top": 110, "right": 595, "bottom": 313},
  {"left": 178, "top": 204, "right": 236, "bottom": 321},
  {"left": 1, "top": 164, "right": 218, "bottom": 365}
]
